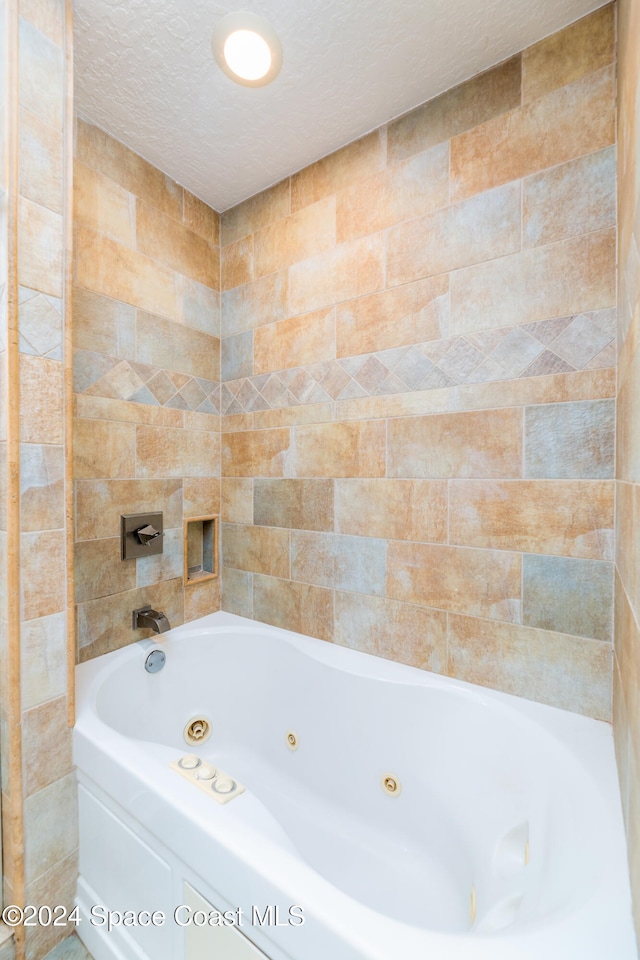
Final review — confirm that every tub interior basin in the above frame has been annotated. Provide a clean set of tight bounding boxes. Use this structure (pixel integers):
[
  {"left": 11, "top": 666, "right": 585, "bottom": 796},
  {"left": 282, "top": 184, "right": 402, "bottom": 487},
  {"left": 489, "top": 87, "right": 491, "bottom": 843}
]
[{"left": 93, "top": 627, "right": 605, "bottom": 935}]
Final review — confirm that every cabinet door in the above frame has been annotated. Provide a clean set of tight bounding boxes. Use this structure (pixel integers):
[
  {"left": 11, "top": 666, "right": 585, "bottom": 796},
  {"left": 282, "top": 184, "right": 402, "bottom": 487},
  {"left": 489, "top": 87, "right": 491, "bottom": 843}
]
[{"left": 184, "top": 884, "right": 271, "bottom": 960}]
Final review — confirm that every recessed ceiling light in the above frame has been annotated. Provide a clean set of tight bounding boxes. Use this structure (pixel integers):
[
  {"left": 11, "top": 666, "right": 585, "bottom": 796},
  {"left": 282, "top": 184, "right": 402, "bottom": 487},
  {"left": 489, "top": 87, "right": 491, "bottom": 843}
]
[{"left": 212, "top": 12, "right": 282, "bottom": 87}]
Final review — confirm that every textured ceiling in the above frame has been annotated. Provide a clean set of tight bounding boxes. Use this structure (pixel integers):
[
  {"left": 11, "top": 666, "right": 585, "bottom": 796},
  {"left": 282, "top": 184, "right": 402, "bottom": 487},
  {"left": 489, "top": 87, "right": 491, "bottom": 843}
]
[{"left": 73, "top": 0, "right": 607, "bottom": 212}]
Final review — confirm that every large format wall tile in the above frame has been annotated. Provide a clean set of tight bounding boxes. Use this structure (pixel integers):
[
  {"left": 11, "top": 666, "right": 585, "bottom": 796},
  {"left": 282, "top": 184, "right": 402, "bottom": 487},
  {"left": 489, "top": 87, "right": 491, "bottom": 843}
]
[
  {"left": 221, "top": 478, "right": 253, "bottom": 524},
  {"left": 72, "top": 286, "right": 136, "bottom": 358},
  {"left": 288, "top": 234, "right": 384, "bottom": 316},
  {"left": 387, "top": 541, "right": 521, "bottom": 621},
  {"left": 74, "top": 537, "right": 136, "bottom": 603},
  {"left": 221, "top": 271, "right": 288, "bottom": 337},
  {"left": 19, "top": 197, "right": 63, "bottom": 297},
  {"left": 20, "top": 354, "right": 64, "bottom": 444},
  {"left": 136, "top": 200, "right": 219, "bottom": 290},
  {"left": 24, "top": 773, "right": 77, "bottom": 884},
  {"left": 387, "top": 408, "right": 522, "bottom": 478},
  {"left": 21, "top": 530, "right": 66, "bottom": 621},
  {"left": 183, "top": 190, "right": 219, "bottom": 245},
  {"left": 221, "top": 179, "right": 290, "bottom": 246},
  {"left": 254, "top": 479, "right": 334, "bottom": 532},
  {"left": 21, "top": 613, "right": 67, "bottom": 711},
  {"left": 20, "top": 108, "right": 63, "bottom": 215},
  {"left": 523, "top": 554, "right": 614, "bottom": 641},
  {"left": 20, "top": 443, "right": 65, "bottom": 531},
  {"left": 222, "top": 235, "right": 254, "bottom": 291},
  {"left": 334, "top": 591, "right": 447, "bottom": 672},
  {"left": 524, "top": 399, "right": 615, "bottom": 478},
  {"left": 294, "top": 420, "right": 386, "bottom": 478},
  {"left": 335, "top": 478, "right": 447, "bottom": 542},
  {"left": 522, "top": 3, "right": 615, "bottom": 103},
  {"left": 222, "top": 428, "right": 291, "bottom": 477},
  {"left": 337, "top": 143, "right": 449, "bottom": 243},
  {"left": 75, "top": 478, "right": 182, "bottom": 540},
  {"left": 77, "top": 578, "right": 185, "bottom": 659},
  {"left": 136, "top": 312, "right": 219, "bottom": 381},
  {"left": 76, "top": 118, "right": 183, "bottom": 221},
  {"left": 74, "top": 161, "right": 134, "bottom": 247},
  {"left": 449, "top": 229, "right": 615, "bottom": 335},
  {"left": 449, "top": 479, "right": 614, "bottom": 559},
  {"left": 291, "top": 130, "right": 385, "bottom": 211},
  {"left": 387, "top": 57, "right": 521, "bottom": 165},
  {"left": 448, "top": 614, "right": 612, "bottom": 718},
  {"left": 522, "top": 147, "right": 616, "bottom": 248},
  {"left": 222, "top": 523, "right": 289, "bottom": 578},
  {"left": 253, "top": 574, "right": 333, "bottom": 640},
  {"left": 254, "top": 196, "right": 335, "bottom": 278},
  {"left": 336, "top": 274, "right": 448, "bottom": 357},
  {"left": 18, "top": 16, "right": 63, "bottom": 130},
  {"left": 73, "top": 419, "right": 135, "bottom": 479},
  {"left": 75, "top": 226, "right": 179, "bottom": 320},
  {"left": 387, "top": 181, "right": 521, "bottom": 287},
  {"left": 291, "top": 531, "right": 386, "bottom": 595},
  {"left": 22, "top": 697, "right": 72, "bottom": 795},
  {"left": 254, "top": 307, "right": 335, "bottom": 375},
  {"left": 450, "top": 65, "right": 615, "bottom": 202},
  {"left": 136, "top": 426, "right": 220, "bottom": 478}
]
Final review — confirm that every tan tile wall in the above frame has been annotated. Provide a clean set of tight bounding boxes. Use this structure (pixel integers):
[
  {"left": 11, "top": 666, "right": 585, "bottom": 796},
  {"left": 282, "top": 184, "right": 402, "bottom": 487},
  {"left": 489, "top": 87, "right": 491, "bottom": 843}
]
[
  {"left": 73, "top": 120, "right": 221, "bottom": 661},
  {"left": 220, "top": 5, "right": 617, "bottom": 722},
  {"left": 615, "top": 0, "right": 640, "bottom": 944},
  {"left": 1, "top": 0, "right": 76, "bottom": 956},
  {"left": 0, "top": 0, "right": 9, "bottom": 921}
]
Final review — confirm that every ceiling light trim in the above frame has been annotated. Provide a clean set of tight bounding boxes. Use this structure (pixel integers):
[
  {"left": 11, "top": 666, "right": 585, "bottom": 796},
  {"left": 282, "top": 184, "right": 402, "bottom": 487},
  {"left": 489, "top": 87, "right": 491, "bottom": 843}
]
[{"left": 212, "top": 11, "right": 283, "bottom": 87}]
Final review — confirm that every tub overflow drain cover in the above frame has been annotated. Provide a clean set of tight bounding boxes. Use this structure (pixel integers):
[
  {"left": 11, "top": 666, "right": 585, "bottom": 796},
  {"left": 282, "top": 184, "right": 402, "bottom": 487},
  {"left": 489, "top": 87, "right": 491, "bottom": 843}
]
[
  {"left": 184, "top": 717, "right": 212, "bottom": 746},
  {"left": 286, "top": 731, "right": 299, "bottom": 751},
  {"left": 381, "top": 773, "right": 402, "bottom": 796}
]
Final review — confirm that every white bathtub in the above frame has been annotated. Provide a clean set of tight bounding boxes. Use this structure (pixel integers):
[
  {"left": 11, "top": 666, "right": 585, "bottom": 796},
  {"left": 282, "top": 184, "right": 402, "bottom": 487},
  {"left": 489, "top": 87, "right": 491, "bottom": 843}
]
[{"left": 74, "top": 611, "right": 637, "bottom": 960}]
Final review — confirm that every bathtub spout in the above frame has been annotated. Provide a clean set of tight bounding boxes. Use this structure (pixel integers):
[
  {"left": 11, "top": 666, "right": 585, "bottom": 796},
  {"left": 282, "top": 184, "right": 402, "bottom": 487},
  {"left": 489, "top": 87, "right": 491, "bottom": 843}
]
[{"left": 132, "top": 605, "right": 170, "bottom": 634}]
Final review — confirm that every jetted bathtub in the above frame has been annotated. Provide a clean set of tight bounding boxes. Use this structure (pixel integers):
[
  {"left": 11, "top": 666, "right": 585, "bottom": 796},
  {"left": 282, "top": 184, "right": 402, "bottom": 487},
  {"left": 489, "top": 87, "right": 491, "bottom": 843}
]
[{"left": 74, "top": 611, "right": 637, "bottom": 960}]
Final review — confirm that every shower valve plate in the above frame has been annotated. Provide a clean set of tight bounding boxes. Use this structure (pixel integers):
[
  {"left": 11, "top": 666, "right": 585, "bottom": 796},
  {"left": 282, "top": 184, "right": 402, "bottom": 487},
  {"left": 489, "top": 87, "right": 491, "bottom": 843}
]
[
  {"left": 121, "top": 512, "right": 164, "bottom": 560},
  {"left": 170, "top": 757, "right": 245, "bottom": 805}
]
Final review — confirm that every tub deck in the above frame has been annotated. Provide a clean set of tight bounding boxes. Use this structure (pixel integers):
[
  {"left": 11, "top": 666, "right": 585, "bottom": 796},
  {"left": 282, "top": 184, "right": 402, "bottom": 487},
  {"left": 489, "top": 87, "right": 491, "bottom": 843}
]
[{"left": 74, "top": 611, "right": 638, "bottom": 960}]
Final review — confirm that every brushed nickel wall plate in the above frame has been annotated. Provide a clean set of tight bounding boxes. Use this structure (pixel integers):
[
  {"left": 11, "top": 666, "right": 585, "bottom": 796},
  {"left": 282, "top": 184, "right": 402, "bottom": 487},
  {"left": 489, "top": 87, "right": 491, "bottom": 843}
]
[{"left": 121, "top": 512, "right": 164, "bottom": 560}]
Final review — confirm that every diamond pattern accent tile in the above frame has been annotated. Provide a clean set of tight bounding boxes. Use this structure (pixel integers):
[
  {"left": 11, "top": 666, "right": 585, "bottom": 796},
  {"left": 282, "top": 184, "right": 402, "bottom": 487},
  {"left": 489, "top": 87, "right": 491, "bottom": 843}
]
[
  {"left": 288, "top": 368, "right": 316, "bottom": 403},
  {"left": 179, "top": 378, "right": 207, "bottom": 409},
  {"left": 586, "top": 341, "right": 617, "bottom": 370},
  {"left": 73, "top": 349, "right": 119, "bottom": 393},
  {"left": 19, "top": 286, "right": 63, "bottom": 359},
  {"left": 147, "top": 370, "right": 178, "bottom": 405},
  {"left": 169, "top": 371, "right": 191, "bottom": 390},
  {"left": 74, "top": 352, "right": 220, "bottom": 415},
  {"left": 353, "top": 355, "right": 390, "bottom": 392},
  {"left": 261, "top": 374, "right": 289, "bottom": 407},
  {"left": 521, "top": 315, "right": 574, "bottom": 345},
  {"left": 320, "top": 364, "right": 352, "bottom": 399},
  {"left": 488, "top": 327, "right": 545, "bottom": 378},
  {"left": 75, "top": 310, "right": 614, "bottom": 417},
  {"left": 393, "top": 347, "right": 435, "bottom": 390},
  {"left": 548, "top": 313, "right": 614, "bottom": 368},
  {"left": 521, "top": 350, "right": 576, "bottom": 378},
  {"left": 437, "top": 338, "right": 485, "bottom": 382},
  {"left": 166, "top": 392, "right": 189, "bottom": 410}
]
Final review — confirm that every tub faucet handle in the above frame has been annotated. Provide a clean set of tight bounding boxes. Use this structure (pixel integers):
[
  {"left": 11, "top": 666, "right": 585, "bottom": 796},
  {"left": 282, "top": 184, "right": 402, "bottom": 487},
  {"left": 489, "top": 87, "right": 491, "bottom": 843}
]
[{"left": 136, "top": 523, "right": 163, "bottom": 546}]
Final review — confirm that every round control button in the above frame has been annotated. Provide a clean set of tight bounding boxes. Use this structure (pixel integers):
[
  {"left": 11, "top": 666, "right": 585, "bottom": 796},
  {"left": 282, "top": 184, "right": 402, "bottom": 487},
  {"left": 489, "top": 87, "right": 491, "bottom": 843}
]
[
  {"left": 179, "top": 754, "right": 201, "bottom": 770},
  {"left": 196, "top": 763, "right": 216, "bottom": 781},
  {"left": 213, "top": 776, "right": 235, "bottom": 794}
]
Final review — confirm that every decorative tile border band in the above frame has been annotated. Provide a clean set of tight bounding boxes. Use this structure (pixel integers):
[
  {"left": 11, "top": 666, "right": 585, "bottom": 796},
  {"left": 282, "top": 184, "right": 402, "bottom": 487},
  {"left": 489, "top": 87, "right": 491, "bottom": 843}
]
[
  {"left": 73, "top": 349, "right": 221, "bottom": 414},
  {"left": 220, "top": 309, "right": 615, "bottom": 415},
  {"left": 72, "top": 308, "right": 615, "bottom": 416}
]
